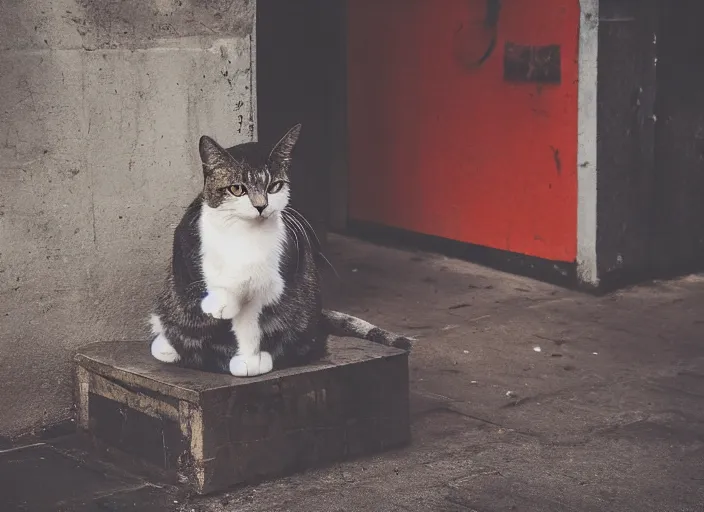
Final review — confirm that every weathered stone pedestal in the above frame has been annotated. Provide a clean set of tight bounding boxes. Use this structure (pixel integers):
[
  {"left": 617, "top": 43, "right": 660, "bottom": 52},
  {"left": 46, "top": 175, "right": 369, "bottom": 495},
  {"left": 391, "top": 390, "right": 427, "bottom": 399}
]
[{"left": 74, "top": 338, "right": 410, "bottom": 495}]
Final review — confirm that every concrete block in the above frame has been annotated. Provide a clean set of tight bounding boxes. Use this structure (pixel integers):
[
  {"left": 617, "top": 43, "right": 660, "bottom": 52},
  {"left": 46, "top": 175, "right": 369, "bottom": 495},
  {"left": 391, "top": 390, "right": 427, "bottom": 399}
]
[
  {"left": 75, "top": 338, "right": 411, "bottom": 494},
  {"left": 0, "top": 2, "right": 254, "bottom": 436}
]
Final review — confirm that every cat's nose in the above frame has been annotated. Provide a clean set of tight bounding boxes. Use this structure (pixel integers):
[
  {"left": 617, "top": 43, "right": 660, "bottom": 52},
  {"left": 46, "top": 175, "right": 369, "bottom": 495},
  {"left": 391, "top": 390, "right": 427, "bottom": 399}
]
[{"left": 255, "top": 205, "right": 266, "bottom": 215}]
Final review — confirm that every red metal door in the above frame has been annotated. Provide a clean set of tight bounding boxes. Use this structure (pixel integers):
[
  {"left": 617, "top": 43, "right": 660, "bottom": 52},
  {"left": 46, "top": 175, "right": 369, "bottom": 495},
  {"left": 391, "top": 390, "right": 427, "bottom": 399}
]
[{"left": 347, "top": 0, "right": 579, "bottom": 262}]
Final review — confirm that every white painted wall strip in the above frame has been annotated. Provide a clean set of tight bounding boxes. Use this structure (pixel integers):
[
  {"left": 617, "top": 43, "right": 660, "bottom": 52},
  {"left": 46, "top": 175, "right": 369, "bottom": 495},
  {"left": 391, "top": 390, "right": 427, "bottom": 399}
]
[{"left": 576, "top": 0, "right": 599, "bottom": 287}]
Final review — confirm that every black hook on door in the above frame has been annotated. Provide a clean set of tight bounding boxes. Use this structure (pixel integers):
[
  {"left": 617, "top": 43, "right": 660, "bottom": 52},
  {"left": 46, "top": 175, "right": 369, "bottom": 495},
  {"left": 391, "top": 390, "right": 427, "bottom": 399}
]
[
  {"left": 477, "top": 0, "right": 501, "bottom": 66},
  {"left": 453, "top": 0, "right": 502, "bottom": 69}
]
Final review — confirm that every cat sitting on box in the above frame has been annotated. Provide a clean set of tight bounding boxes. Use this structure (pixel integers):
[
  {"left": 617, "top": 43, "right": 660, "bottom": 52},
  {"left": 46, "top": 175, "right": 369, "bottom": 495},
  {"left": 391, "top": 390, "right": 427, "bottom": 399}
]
[{"left": 149, "top": 125, "right": 411, "bottom": 376}]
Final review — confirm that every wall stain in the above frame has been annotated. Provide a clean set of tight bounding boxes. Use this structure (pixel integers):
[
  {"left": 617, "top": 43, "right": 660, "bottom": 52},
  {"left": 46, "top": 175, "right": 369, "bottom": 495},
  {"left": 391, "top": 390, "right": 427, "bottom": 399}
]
[
  {"left": 550, "top": 145, "right": 562, "bottom": 175},
  {"left": 73, "top": 0, "right": 254, "bottom": 51}
]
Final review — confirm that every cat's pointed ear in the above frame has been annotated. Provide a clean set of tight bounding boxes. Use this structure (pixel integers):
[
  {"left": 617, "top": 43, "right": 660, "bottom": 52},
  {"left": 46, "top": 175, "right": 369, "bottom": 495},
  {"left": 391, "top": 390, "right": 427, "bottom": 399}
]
[
  {"left": 199, "top": 135, "right": 230, "bottom": 175},
  {"left": 268, "top": 124, "right": 302, "bottom": 171}
]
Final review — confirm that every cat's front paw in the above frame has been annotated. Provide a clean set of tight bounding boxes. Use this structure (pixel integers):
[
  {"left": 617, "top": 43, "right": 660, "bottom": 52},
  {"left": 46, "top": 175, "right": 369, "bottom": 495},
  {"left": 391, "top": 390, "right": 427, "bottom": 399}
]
[
  {"left": 201, "top": 289, "right": 236, "bottom": 319},
  {"left": 229, "top": 351, "right": 273, "bottom": 377},
  {"left": 151, "top": 334, "right": 180, "bottom": 363}
]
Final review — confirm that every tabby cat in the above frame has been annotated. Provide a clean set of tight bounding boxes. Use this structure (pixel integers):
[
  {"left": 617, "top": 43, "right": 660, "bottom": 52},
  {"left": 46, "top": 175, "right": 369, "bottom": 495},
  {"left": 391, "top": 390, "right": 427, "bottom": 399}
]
[{"left": 149, "top": 125, "right": 411, "bottom": 376}]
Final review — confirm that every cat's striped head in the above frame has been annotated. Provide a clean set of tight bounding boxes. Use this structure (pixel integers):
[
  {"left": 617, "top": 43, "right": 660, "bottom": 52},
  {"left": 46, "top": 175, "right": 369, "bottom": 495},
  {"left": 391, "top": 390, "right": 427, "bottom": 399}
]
[{"left": 198, "top": 124, "right": 301, "bottom": 220}]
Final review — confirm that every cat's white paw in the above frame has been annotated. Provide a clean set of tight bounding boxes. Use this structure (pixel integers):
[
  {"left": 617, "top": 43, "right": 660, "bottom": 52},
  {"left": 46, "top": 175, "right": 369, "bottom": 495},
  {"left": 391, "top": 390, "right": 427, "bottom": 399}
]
[
  {"left": 151, "top": 334, "right": 180, "bottom": 363},
  {"left": 229, "top": 352, "right": 273, "bottom": 377},
  {"left": 201, "top": 289, "right": 236, "bottom": 319}
]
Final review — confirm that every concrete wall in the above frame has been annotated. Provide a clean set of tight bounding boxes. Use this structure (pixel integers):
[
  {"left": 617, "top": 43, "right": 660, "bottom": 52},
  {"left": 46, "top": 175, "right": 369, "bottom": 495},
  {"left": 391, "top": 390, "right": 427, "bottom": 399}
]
[
  {"left": 594, "top": 0, "right": 658, "bottom": 290},
  {"left": 648, "top": 3, "right": 704, "bottom": 278},
  {"left": 0, "top": 0, "right": 255, "bottom": 438},
  {"left": 593, "top": 1, "right": 704, "bottom": 289}
]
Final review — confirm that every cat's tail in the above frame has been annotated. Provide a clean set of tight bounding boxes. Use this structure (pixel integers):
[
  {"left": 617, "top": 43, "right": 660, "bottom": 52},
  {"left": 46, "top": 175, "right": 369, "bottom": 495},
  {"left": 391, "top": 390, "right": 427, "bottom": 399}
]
[{"left": 320, "top": 309, "right": 414, "bottom": 351}]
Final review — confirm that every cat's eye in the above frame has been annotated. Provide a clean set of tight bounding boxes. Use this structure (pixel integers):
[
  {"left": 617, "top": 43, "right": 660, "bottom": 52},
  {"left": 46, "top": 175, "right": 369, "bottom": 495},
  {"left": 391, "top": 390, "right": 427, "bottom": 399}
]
[
  {"left": 268, "top": 181, "right": 285, "bottom": 194},
  {"left": 227, "top": 184, "right": 247, "bottom": 197}
]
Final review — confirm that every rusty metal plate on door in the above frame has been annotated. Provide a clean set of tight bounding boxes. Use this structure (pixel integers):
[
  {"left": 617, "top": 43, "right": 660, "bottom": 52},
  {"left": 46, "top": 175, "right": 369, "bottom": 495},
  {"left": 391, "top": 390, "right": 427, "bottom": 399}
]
[{"left": 504, "top": 43, "right": 561, "bottom": 83}]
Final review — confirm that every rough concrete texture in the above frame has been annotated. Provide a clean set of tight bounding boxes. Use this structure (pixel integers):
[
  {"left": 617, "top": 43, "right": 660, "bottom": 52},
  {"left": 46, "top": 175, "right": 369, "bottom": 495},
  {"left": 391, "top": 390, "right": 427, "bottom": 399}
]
[
  {"left": 0, "top": 0, "right": 255, "bottom": 437},
  {"left": 180, "top": 235, "right": 704, "bottom": 511}
]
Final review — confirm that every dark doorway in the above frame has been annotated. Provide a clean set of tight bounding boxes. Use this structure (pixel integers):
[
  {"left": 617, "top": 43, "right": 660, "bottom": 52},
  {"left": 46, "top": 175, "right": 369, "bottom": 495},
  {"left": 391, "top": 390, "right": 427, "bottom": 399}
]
[{"left": 256, "top": 0, "right": 347, "bottom": 244}]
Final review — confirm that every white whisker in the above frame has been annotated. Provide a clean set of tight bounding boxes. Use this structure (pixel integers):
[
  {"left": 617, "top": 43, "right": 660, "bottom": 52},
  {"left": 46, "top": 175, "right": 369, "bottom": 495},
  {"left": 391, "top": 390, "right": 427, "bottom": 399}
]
[
  {"left": 318, "top": 251, "right": 339, "bottom": 278},
  {"left": 286, "top": 212, "right": 312, "bottom": 250},
  {"left": 285, "top": 207, "right": 338, "bottom": 276},
  {"left": 281, "top": 214, "right": 300, "bottom": 271},
  {"left": 287, "top": 207, "right": 321, "bottom": 247}
]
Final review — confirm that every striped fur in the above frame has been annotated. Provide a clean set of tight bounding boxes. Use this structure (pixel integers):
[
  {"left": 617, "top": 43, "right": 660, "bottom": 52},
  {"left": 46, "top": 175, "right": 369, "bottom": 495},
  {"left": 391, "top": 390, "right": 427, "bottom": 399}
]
[{"left": 320, "top": 310, "right": 413, "bottom": 350}]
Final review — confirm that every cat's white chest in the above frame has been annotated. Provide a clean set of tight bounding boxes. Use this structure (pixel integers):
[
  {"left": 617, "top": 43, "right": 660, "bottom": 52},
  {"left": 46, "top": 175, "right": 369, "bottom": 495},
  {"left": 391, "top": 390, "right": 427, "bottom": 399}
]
[{"left": 200, "top": 206, "right": 285, "bottom": 305}]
